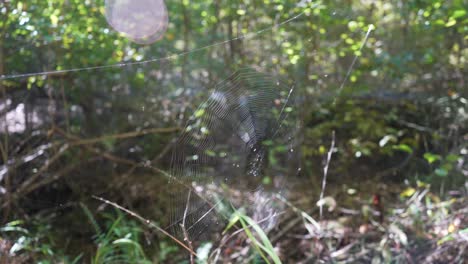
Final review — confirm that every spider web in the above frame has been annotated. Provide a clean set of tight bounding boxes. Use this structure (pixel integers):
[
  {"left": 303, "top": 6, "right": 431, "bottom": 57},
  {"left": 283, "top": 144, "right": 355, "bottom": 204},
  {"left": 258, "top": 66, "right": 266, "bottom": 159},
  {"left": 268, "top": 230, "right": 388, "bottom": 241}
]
[
  {"left": 0, "top": 1, "right": 378, "bottom": 258},
  {"left": 167, "top": 67, "right": 300, "bottom": 243}
]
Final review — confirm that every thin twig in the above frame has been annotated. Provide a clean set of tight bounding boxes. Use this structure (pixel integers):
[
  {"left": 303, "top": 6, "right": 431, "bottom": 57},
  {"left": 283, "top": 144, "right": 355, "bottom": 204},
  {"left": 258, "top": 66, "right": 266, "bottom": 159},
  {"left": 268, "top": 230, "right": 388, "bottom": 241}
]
[
  {"left": 53, "top": 126, "right": 180, "bottom": 146},
  {"left": 53, "top": 126, "right": 177, "bottom": 181},
  {"left": 20, "top": 156, "right": 90, "bottom": 197},
  {"left": 181, "top": 189, "right": 195, "bottom": 264},
  {"left": 319, "top": 131, "right": 335, "bottom": 219},
  {"left": 92, "top": 195, "right": 198, "bottom": 257},
  {"left": 59, "top": 77, "right": 70, "bottom": 132},
  {"left": 0, "top": 17, "right": 10, "bottom": 219},
  {"left": 16, "top": 143, "right": 69, "bottom": 193}
]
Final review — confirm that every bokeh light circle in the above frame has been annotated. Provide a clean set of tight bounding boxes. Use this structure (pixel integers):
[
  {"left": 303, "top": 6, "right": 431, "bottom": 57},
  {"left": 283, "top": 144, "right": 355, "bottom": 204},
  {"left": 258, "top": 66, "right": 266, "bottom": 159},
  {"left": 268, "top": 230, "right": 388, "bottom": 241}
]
[{"left": 105, "top": 0, "right": 169, "bottom": 44}]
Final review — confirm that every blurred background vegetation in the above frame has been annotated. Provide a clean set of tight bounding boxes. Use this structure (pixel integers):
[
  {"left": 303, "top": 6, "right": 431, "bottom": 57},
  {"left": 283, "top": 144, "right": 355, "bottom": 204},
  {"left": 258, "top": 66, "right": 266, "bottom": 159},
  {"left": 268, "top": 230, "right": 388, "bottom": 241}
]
[{"left": 0, "top": 0, "right": 466, "bottom": 263}]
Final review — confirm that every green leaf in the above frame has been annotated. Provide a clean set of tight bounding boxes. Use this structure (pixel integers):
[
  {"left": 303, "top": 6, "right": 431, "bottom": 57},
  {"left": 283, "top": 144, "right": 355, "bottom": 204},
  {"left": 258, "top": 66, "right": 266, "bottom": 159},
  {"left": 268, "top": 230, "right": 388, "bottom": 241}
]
[
  {"left": 445, "top": 18, "right": 457, "bottom": 27},
  {"left": 392, "top": 144, "right": 413, "bottom": 153},
  {"left": 223, "top": 213, "right": 240, "bottom": 234},
  {"left": 194, "top": 108, "right": 206, "bottom": 118},
  {"left": 236, "top": 9, "right": 246, "bottom": 16},
  {"left": 71, "top": 254, "right": 84, "bottom": 264},
  {"left": 205, "top": 149, "right": 216, "bottom": 157},
  {"left": 452, "top": 10, "right": 467, "bottom": 19},
  {"left": 113, "top": 238, "right": 147, "bottom": 259},
  {"left": 237, "top": 216, "right": 270, "bottom": 264},
  {"left": 239, "top": 213, "right": 282, "bottom": 264},
  {"left": 400, "top": 187, "right": 416, "bottom": 198},
  {"left": 423, "top": 153, "right": 441, "bottom": 164},
  {"left": 262, "top": 176, "right": 272, "bottom": 185},
  {"left": 445, "top": 154, "right": 459, "bottom": 163},
  {"left": 434, "top": 168, "right": 448, "bottom": 177}
]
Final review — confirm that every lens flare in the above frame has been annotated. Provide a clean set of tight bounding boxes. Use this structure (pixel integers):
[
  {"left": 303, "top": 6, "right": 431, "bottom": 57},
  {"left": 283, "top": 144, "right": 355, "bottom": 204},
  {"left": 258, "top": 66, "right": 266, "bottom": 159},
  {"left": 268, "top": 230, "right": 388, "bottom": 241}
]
[{"left": 105, "top": 0, "right": 169, "bottom": 44}]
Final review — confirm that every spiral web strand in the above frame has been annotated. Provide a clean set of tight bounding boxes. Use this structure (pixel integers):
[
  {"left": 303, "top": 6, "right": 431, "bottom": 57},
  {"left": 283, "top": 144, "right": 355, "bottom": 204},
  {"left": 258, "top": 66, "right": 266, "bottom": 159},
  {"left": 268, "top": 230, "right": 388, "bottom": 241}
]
[{"left": 167, "top": 68, "right": 300, "bottom": 243}]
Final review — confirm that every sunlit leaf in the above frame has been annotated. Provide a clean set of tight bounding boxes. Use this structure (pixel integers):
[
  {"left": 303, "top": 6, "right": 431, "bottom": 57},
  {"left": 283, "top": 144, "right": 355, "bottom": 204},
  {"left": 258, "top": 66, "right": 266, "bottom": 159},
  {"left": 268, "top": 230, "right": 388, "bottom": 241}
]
[
  {"left": 223, "top": 213, "right": 240, "bottom": 234},
  {"left": 238, "top": 213, "right": 282, "bottom": 264},
  {"left": 423, "top": 152, "right": 441, "bottom": 164},
  {"left": 400, "top": 187, "right": 416, "bottom": 198},
  {"left": 451, "top": 10, "right": 466, "bottom": 19},
  {"left": 445, "top": 18, "right": 457, "bottom": 27},
  {"left": 379, "top": 135, "right": 396, "bottom": 147},
  {"left": 194, "top": 108, "right": 205, "bottom": 118},
  {"left": 316, "top": 196, "right": 337, "bottom": 212},
  {"left": 392, "top": 144, "right": 413, "bottom": 153}
]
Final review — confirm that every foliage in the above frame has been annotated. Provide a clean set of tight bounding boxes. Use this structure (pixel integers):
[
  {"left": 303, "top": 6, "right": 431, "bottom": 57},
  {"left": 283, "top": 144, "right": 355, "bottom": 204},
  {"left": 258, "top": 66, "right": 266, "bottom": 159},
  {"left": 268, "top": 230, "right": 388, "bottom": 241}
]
[
  {"left": 224, "top": 208, "right": 281, "bottom": 264},
  {"left": 0, "top": 206, "right": 157, "bottom": 264},
  {"left": 80, "top": 204, "right": 151, "bottom": 264},
  {"left": 0, "top": 219, "right": 82, "bottom": 263},
  {"left": 275, "top": 180, "right": 467, "bottom": 263},
  {"left": 0, "top": 0, "right": 466, "bottom": 263}
]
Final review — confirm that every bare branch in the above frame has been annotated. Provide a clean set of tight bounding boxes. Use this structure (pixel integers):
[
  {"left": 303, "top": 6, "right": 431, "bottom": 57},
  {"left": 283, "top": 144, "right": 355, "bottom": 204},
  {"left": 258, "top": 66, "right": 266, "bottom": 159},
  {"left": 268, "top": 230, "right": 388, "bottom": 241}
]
[
  {"left": 319, "top": 131, "right": 335, "bottom": 219},
  {"left": 181, "top": 189, "right": 195, "bottom": 264}
]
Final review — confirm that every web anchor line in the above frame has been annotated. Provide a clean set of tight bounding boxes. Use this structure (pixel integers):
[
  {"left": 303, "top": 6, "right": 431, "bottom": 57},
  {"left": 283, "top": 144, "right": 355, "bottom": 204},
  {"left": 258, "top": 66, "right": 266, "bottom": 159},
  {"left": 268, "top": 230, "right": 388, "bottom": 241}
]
[
  {"left": 334, "top": 26, "right": 374, "bottom": 101},
  {"left": 0, "top": 11, "right": 307, "bottom": 81}
]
